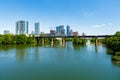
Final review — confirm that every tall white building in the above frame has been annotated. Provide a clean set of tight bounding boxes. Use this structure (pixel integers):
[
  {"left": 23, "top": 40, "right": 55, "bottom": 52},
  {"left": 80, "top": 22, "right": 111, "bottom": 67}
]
[
  {"left": 16, "top": 21, "right": 28, "bottom": 34},
  {"left": 35, "top": 22, "right": 40, "bottom": 35}
]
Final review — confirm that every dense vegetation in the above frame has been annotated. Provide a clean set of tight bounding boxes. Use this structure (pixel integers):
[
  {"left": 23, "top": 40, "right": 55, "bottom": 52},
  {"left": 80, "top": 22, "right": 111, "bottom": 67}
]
[
  {"left": 90, "top": 38, "right": 104, "bottom": 44},
  {"left": 73, "top": 36, "right": 87, "bottom": 46},
  {"left": 0, "top": 34, "right": 60, "bottom": 46},
  {"left": 44, "top": 38, "right": 60, "bottom": 45},
  {"left": 66, "top": 38, "right": 73, "bottom": 41},
  {"left": 104, "top": 31, "right": 120, "bottom": 62},
  {"left": 0, "top": 34, "right": 36, "bottom": 45}
]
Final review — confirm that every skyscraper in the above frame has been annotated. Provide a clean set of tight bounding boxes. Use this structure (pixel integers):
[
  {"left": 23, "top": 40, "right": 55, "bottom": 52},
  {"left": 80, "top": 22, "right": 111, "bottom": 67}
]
[
  {"left": 66, "top": 25, "right": 70, "bottom": 36},
  {"left": 70, "top": 29, "right": 73, "bottom": 36},
  {"left": 35, "top": 22, "right": 40, "bottom": 35},
  {"left": 55, "top": 25, "right": 65, "bottom": 36},
  {"left": 16, "top": 21, "right": 26, "bottom": 34},
  {"left": 26, "top": 21, "right": 29, "bottom": 34},
  {"left": 56, "top": 26, "right": 59, "bottom": 33},
  {"left": 59, "top": 25, "right": 65, "bottom": 36},
  {"left": 56, "top": 26, "right": 60, "bottom": 36}
]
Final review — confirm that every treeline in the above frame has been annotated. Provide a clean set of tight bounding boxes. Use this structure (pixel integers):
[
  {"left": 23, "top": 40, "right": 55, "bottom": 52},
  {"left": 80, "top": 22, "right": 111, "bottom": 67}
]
[
  {"left": 73, "top": 36, "right": 87, "bottom": 46},
  {"left": 103, "top": 32, "right": 120, "bottom": 62},
  {"left": 0, "top": 34, "right": 36, "bottom": 45},
  {"left": 0, "top": 34, "right": 61, "bottom": 46}
]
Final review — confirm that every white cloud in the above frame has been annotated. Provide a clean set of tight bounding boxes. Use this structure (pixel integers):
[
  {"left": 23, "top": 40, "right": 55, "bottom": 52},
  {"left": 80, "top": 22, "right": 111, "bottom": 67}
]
[{"left": 91, "top": 23, "right": 113, "bottom": 28}]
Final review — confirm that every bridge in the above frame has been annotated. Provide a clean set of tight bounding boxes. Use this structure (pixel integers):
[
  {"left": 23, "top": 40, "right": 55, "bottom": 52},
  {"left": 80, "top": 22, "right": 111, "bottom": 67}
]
[
  {"left": 34, "top": 35, "right": 113, "bottom": 46},
  {"left": 34, "top": 35, "right": 113, "bottom": 38}
]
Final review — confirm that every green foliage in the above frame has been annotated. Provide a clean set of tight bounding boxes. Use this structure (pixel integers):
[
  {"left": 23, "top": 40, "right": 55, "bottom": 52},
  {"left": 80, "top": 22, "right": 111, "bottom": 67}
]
[
  {"left": 73, "top": 36, "right": 87, "bottom": 46},
  {"left": 104, "top": 31, "right": 120, "bottom": 62},
  {"left": 15, "top": 34, "right": 28, "bottom": 44},
  {"left": 90, "top": 38, "right": 96, "bottom": 43},
  {"left": 105, "top": 36, "right": 120, "bottom": 52},
  {"left": 0, "top": 34, "right": 37, "bottom": 45},
  {"left": 114, "top": 31, "right": 120, "bottom": 37},
  {"left": 112, "top": 55, "right": 120, "bottom": 61},
  {"left": 115, "top": 52, "right": 120, "bottom": 56},
  {"left": 90, "top": 38, "right": 105, "bottom": 44},
  {"left": 2, "top": 34, "right": 14, "bottom": 45},
  {"left": 66, "top": 38, "right": 73, "bottom": 41},
  {"left": 45, "top": 38, "right": 51, "bottom": 45},
  {"left": 54, "top": 38, "right": 60, "bottom": 44}
]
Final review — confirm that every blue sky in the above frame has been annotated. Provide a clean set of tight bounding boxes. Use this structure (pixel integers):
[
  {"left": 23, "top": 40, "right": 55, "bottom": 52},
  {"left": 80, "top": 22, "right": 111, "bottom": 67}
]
[{"left": 0, "top": 0, "right": 120, "bottom": 35}]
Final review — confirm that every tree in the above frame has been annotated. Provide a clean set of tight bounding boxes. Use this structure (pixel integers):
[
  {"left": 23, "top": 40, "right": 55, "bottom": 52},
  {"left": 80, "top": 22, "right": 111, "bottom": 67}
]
[
  {"left": 2, "top": 34, "right": 14, "bottom": 45},
  {"left": 15, "top": 34, "right": 28, "bottom": 44}
]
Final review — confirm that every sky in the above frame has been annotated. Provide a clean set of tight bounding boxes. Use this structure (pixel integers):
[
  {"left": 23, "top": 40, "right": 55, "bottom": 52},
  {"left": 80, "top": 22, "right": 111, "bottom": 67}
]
[{"left": 0, "top": 0, "right": 120, "bottom": 35}]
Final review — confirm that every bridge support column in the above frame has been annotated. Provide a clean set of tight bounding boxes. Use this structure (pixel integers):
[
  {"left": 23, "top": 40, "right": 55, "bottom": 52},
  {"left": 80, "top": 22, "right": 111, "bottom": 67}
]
[
  {"left": 62, "top": 38, "right": 66, "bottom": 46},
  {"left": 95, "top": 38, "right": 98, "bottom": 46},
  {"left": 51, "top": 38, "right": 54, "bottom": 46},
  {"left": 42, "top": 37, "right": 45, "bottom": 46}
]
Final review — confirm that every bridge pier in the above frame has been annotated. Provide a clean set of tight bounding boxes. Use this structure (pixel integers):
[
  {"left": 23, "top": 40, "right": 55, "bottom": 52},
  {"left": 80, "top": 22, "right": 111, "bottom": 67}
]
[
  {"left": 95, "top": 37, "right": 98, "bottom": 46},
  {"left": 51, "top": 38, "right": 54, "bottom": 46},
  {"left": 42, "top": 37, "right": 45, "bottom": 46},
  {"left": 62, "top": 38, "right": 66, "bottom": 46}
]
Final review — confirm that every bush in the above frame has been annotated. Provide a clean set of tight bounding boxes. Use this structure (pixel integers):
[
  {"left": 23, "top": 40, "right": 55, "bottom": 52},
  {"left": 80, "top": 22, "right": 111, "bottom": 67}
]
[
  {"left": 112, "top": 55, "right": 120, "bottom": 61},
  {"left": 73, "top": 36, "right": 87, "bottom": 46},
  {"left": 115, "top": 52, "right": 120, "bottom": 56}
]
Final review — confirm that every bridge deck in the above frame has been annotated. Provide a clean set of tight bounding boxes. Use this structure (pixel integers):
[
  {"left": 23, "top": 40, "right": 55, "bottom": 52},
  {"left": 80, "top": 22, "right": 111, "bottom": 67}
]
[{"left": 35, "top": 35, "right": 113, "bottom": 38}]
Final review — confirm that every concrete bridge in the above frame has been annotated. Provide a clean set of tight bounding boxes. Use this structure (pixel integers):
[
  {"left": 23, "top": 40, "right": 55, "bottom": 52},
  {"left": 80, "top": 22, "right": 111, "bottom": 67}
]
[{"left": 34, "top": 35, "right": 113, "bottom": 46}]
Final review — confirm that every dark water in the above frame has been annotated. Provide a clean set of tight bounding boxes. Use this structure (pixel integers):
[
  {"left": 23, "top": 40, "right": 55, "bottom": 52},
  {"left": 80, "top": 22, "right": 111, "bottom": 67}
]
[{"left": 0, "top": 42, "right": 120, "bottom": 80}]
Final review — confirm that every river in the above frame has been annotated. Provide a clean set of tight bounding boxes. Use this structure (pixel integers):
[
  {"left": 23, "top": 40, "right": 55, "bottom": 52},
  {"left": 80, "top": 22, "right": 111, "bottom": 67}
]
[{"left": 0, "top": 41, "right": 120, "bottom": 80}]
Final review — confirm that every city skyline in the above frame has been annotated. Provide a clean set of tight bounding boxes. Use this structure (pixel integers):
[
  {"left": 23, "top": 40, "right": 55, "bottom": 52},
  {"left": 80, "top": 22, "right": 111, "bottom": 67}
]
[{"left": 0, "top": 0, "right": 120, "bottom": 35}]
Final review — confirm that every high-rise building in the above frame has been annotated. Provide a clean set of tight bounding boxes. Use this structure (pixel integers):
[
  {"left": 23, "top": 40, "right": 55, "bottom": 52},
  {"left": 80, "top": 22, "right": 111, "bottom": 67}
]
[
  {"left": 16, "top": 21, "right": 28, "bottom": 34},
  {"left": 35, "top": 22, "right": 40, "bottom": 35},
  {"left": 26, "top": 21, "right": 29, "bottom": 34},
  {"left": 50, "top": 30, "right": 55, "bottom": 36},
  {"left": 59, "top": 25, "right": 65, "bottom": 36},
  {"left": 66, "top": 25, "right": 70, "bottom": 36},
  {"left": 70, "top": 29, "right": 73, "bottom": 36},
  {"left": 56, "top": 26, "right": 59, "bottom": 35}
]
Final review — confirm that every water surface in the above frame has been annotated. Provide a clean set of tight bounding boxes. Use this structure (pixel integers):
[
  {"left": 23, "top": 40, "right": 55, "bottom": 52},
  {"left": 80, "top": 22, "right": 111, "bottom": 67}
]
[{"left": 0, "top": 42, "right": 120, "bottom": 80}]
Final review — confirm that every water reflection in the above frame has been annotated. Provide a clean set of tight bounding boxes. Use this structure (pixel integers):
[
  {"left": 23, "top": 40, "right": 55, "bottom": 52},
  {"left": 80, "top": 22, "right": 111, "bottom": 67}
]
[
  {"left": 16, "top": 45, "right": 27, "bottom": 62},
  {"left": 0, "top": 42, "right": 120, "bottom": 80},
  {"left": 0, "top": 42, "right": 120, "bottom": 69},
  {"left": 73, "top": 45, "right": 81, "bottom": 50},
  {"left": 0, "top": 45, "right": 15, "bottom": 51},
  {"left": 112, "top": 61, "right": 120, "bottom": 68},
  {"left": 95, "top": 45, "right": 98, "bottom": 53},
  {"left": 34, "top": 47, "right": 40, "bottom": 61}
]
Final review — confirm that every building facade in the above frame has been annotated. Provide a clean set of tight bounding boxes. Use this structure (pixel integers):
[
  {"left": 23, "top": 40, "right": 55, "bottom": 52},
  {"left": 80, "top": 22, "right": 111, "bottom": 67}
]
[
  {"left": 73, "top": 31, "right": 79, "bottom": 36},
  {"left": 26, "top": 21, "right": 29, "bottom": 34},
  {"left": 66, "top": 25, "right": 70, "bottom": 36},
  {"left": 70, "top": 29, "right": 73, "bottom": 36},
  {"left": 56, "top": 26, "right": 59, "bottom": 36},
  {"left": 35, "top": 22, "right": 40, "bottom": 35},
  {"left": 58, "top": 25, "right": 65, "bottom": 36},
  {"left": 16, "top": 21, "right": 28, "bottom": 34}
]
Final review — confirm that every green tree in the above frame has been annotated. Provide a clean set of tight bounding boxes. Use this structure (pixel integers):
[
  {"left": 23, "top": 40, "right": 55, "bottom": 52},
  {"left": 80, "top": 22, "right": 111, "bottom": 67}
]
[
  {"left": 2, "top": 34, "right": 14, "bottom": 45},
  {"left": 15, "top": 34, "right": 28, "bottom": 44}
]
